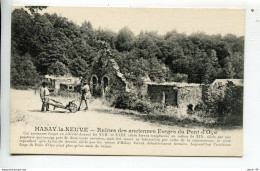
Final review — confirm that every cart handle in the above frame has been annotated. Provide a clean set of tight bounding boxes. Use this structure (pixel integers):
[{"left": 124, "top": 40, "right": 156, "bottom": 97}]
[{"left": 50, "top": 99, "right": 63, "bottom": 105}]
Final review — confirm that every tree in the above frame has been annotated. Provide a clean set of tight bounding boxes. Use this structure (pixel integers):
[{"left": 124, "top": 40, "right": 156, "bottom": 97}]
[
  {"left": 25, "top": 6, "right": 47, "bottom": 15},
  {"left": 230, "top": 52, "right": 244, "bottom": 78},
  {"left": 148, "top": 57, "right": 166, "bottom": 82},
  {"left": 82, "top": 20, "right": 93, "bottom": 30},
  {"left": 95, "top": 29, "right": 117, "bottom": 49},
  {"left": 11, "top": 8, "right": 34, "bottom": 55},
  {"left": 68, "top": 58, "right": 89, "bottom": 77},
  {"left": 134, "top": 31, "right": 163, "bottom": 61},
  {"left": 222, "top": 57, "right": 235, "bottom": 78},
  {"left": 11, "top": 7, "right": 245, "bottom": 88},
  {"left": 202, "top": 50, "right": 221, "bottom": 83},
  {"left": 114, "top": 51, "right": 148, "bottom": 86},
  {"left": 47, "top": 61, "right": 70, "bottom": 76},
  {"left": 116, "top": 27, "right": 135, "bottom": 52},
  {"left": 11, "top": 53, "right": 39, "bottom": 86}
]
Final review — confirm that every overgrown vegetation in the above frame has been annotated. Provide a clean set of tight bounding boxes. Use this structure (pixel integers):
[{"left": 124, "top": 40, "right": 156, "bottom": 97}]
[
  {"left": 113, "top": 86, "right": 243, "bottom": 127},
  {"left": 216, "top": 86, "right": 243, "bottom": 126},
  {"left": 12, "top": 6, "right": 244, "bottom": 88},
  {"left": 112, "top": 92, "right": 164, "bottom": 114},
  {"left": 196, "top": 85, "right": 243, "bottom": 126}
]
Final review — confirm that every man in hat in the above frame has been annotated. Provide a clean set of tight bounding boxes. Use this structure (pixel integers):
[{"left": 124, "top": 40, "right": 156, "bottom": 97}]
[
  {"left": 78, "top": 80, "right": 90, "bottom": 111},
  {"left": 40, "top": 82, "right": 50, "bottom": 112}
]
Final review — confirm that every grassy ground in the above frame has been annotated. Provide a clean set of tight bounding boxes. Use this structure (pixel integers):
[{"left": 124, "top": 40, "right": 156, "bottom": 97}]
[{"left": 92, "top": 107, "right": 242, "bottom": 130}]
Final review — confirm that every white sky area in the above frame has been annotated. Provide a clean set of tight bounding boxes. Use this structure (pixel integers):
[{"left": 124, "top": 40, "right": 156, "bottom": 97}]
[{"left": 15, "top": 7, "right": 245, "bottom": 36}]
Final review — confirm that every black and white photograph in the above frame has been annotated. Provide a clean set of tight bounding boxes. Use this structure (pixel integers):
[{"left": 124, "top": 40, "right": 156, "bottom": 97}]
[{"left": 9, "top": 6, "right": 244, "bottom": 156}]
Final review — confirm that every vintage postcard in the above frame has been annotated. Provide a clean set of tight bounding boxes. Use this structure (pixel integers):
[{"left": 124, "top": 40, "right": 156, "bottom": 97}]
[{"left": 10, "top": 7, "right": 244, "bottom": 156}]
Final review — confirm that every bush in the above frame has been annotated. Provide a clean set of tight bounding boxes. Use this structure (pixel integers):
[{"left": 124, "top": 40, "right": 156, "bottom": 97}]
[
  {"left": 131, "top": 99, "right": 152, "bottom": 113},
  {"left": 113, "top": 92, "right": 137, "bottom": 109},
  {"left": 217, "top": 86, "right": 243, "bottom": 126},
  {"left": 113, "top": 92, "right": 155, "bottom": 114},
  {"left": 200, "top": 85, "right": 243, "bottom": 126}
]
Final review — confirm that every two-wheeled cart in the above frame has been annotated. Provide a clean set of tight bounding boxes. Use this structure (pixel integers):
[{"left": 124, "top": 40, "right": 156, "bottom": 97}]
[{"left": 48, "top": 99, "right": 78, "bottom": 113}]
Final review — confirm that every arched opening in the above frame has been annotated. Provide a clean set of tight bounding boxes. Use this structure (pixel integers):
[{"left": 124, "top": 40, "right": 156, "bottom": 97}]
[
  {"left": 103, "top": 77, "right": 109, "bottom": 91},
  {"left": 92, "top": 76, "right": 97, "bottom": 90},
  {"left": 102, "top": 76, "right": 109, "bottom": 98},
  {"left": 91, "top": 75, "right": 99, "bottom": 97}
]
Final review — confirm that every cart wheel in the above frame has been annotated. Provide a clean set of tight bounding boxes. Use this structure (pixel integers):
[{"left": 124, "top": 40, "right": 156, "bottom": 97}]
[{"left": 69, "top": 103, "right": 77, "bottom": 113}]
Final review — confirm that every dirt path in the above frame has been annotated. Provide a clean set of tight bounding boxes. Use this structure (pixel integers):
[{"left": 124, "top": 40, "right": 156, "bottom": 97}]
[{"left": 10, "top": 89, "right": 176, "bottom": 130}]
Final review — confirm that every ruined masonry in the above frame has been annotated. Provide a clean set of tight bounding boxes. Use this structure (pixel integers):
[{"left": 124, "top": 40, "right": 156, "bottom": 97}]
[{"left": 46, "top": 41, "right": 244, "bottom": 111}]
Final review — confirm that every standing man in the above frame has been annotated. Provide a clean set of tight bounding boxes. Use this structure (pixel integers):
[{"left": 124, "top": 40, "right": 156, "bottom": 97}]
[
  {"left": 40, "top": 82, "right": 50, "bottom": 112},
  {"left": 78, "top": 80, "right": 91, "bottom": 111}
]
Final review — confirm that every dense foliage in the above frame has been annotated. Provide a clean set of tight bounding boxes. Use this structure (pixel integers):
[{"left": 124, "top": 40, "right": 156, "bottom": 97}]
[
  {"left": 11, "top": 7, "right": 244, "bottom": 87},
  {"left": 217, "top": 86, "right": 243, "bottom": 125},
  {"left": 199, "top": 85, "right": 243, "bottom": 126},
  {"left": 112, "top": 92, "right": 162, "bottom": 114}
]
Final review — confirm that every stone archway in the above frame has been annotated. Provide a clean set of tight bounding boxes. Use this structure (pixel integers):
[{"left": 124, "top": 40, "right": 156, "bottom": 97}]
[
  {"left": 92, "top": 75, "right": 98, "bottom": 89},
  {"left": 91, "top": 75, "right": 99, "bottom": 97},
  {"left": 102, "top": 76, "right": 109, "bottom": 98}
]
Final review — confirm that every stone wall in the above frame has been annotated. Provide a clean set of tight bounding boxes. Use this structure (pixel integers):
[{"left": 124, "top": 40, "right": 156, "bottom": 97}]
[
  {"left": 177, "top": 86, "right": 203, "bottom": 109},
  {"left": 90, "top": 58, "right": 126, "bottom": 99},
  {"left": 147, "top": 85, "right": 178, "bottom": 107},
  {"left": 147, "top": 84, "right": 203, "bottom": 109}
]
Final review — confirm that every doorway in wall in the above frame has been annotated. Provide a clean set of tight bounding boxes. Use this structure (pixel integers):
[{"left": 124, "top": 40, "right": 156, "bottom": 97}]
[{"left": 103, "top": 76, "right": 109, "bottom": 97}]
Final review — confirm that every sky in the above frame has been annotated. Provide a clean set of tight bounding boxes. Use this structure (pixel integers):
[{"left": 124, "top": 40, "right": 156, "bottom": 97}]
[{"left": 34, "top": 7, "right": 245, "bottom": 36}]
